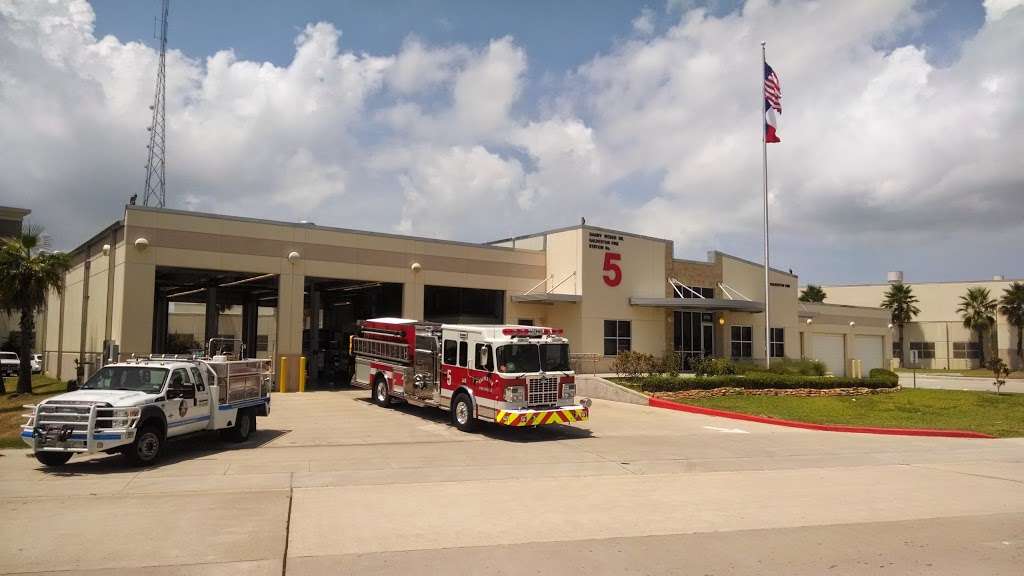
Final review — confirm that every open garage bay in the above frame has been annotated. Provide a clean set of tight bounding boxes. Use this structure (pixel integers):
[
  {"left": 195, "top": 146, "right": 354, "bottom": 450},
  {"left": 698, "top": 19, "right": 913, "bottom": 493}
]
[{"left": 2, "top": 391, "right": 1023, "bottom": 575}]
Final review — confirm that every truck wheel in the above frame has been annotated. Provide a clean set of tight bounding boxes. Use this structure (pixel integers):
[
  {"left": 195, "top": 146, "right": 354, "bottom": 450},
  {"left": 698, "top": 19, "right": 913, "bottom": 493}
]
[
  {"left": 451, "top": 393, "right": 477, "bottom": 432},
  {"left": 224, "top": 408, "right": 255, "bottom": 443},
  {"left": 123, "top": 424, "right": 163, "bottom": 467},
  {"left": 373, "top": 376, "right": 392, "bottom": 407},
  {"left": 34, "top": 452, "right": 72, "bottom": 467}
]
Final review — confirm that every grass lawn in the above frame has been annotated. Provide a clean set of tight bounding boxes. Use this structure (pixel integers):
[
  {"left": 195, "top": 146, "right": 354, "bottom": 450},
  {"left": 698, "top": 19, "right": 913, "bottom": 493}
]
[
  {"left": 896, "top": 368, "right": 1024, "bottom": 379},
  {"left": 0, "top": 375, "right": 67, "bottom": 449},
  {"left": 681, "top": 388, "right": 1024, "bottom": 438}
]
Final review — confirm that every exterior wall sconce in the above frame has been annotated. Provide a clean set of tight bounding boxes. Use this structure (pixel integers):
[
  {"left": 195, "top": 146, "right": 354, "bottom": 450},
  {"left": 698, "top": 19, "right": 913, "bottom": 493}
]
[
  {"left": 849, "top": 321, "right": 856, "bottom": 327},
  {"left": 102, "top": 244, "right": 111, "bottom": 256},
  {"left": 134, "top": 237, "right": 149, "bottom": 250},
  {"left": 410, "top": 262, "right": 422, "bottom": 273},
  {"left": 887, "top": 323, "right": 894, "bottom": 329},
  {"left": 805, "top": 318, "right": 813, "bottom": 325},
  {"left": 287, "top": 251, "right": 301, "bottom": 263},
  {"left": 718, "top": 317, "right": 725, "bottom": 326}
]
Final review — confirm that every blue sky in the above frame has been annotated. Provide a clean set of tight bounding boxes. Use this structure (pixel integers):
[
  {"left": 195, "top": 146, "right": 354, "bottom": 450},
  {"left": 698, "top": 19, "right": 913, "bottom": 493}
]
[
  {"left": 2, "top": 0, "right": 1021, "bottom": 285},
  {"left": 93, "top": 0, "right": 984, "bottom": 74}
]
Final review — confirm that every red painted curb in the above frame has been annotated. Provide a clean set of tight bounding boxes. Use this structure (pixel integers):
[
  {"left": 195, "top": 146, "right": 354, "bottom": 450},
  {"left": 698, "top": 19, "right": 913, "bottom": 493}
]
[{"left": 648, "top": 397, "right": 995, "bottom": 439}]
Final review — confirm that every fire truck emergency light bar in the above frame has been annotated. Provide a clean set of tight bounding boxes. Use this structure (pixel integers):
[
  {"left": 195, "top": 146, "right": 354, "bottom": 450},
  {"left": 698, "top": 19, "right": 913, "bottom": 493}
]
[{"left": 502, "top": 327, "right": 564, "bottom": 336}]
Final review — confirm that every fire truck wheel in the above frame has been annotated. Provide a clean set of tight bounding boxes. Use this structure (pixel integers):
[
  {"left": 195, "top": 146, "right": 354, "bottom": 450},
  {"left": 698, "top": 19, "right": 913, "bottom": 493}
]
[
  {"left": 123, "top": 424, "right": 163, "bottom": 467},
  {"left": 373, "top": 376, "right": 392, "bottom": 407},
  {"left": 34, "top": 451, "right": 72, "bottom": 467},
  {"left": 224, "top": 408, "right": 256, "bottom": 443},
  {"left": 451, "top": 393, "right": 477, "bottom": 432}
]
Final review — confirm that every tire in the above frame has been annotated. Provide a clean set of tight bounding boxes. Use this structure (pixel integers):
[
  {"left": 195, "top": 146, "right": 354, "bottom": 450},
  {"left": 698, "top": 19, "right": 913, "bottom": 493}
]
[
  {"left": 450, "top": 393, "right": 477, "bottom": 433},
  {"left": 373, "top": 376, "right": 392, "bottom": 407},
  {"left": 223, "top": 408, "right": 255, "bottom": 443},
  {"left": 34, "top": 451, "right": 72, "bottom": 467},
  {"left": 123, "top": 424, "right": 163, "bottom": 467}
]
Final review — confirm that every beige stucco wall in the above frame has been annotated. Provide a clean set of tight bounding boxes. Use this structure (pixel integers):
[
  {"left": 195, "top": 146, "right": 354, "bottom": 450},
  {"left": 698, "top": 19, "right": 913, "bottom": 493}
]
[
  {"left": 825, "top": 279, "right": 1022, "bottom": 369},
  {"left": 719, "top": 253, "right": 800, "bottom": 362},
  {"left": 797, "top": 303, "right": 892, "bottom": 375}
]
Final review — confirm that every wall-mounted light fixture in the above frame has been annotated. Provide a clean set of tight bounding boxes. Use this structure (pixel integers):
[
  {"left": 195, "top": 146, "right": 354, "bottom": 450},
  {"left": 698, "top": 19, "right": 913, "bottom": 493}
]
[
  {"left": 718, "top": 317, "right": 725, "bottom": 326},
  {"left": 887, "top": 323, "right": 894, "bottom": 329},
  {"left": 410, "top": 262, "right": 422, "bottom": 273},
  {"left": 134, "top": 237, "right": 149, "bottom": 250},
  {"left": 287, "top": 251, "right": 301, "bottom": 263},
  {"left": 805, "top": 318, "right": 813, "bottom": 325},
  {"left": 849, "top": 321, "right": 856, "bottom": 327},
  {"left": 101, "top": 244, "right": 111, "bottom": 256}
]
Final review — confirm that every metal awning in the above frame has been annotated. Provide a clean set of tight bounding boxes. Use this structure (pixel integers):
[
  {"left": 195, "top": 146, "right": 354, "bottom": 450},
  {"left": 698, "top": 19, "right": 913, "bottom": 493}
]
[
  {"left": 629, "top": 297, "right": 765, "bottom": 312},
  {"left": 511, "top": 293, "right": 581, "bottom": 304}
]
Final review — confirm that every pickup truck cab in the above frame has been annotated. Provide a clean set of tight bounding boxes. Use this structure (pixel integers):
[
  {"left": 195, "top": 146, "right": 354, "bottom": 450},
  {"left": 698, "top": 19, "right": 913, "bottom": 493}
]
[{"left": 22, "top": 356, "right": 272, "bottom": 467}]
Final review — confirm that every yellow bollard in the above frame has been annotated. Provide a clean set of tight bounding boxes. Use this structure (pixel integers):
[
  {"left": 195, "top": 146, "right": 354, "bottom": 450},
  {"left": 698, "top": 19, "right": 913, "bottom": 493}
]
[
  {"left": 279, "top": 356, "right": 287, "bottom": 393},
  {"left": 299, "top": 356, "right": 307, "bottom": 393}
]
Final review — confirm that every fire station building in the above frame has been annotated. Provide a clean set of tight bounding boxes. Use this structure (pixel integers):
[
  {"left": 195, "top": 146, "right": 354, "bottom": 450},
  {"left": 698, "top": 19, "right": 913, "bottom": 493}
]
[{"left": 42, "top": 205, "right": 891, "bottom": 389}]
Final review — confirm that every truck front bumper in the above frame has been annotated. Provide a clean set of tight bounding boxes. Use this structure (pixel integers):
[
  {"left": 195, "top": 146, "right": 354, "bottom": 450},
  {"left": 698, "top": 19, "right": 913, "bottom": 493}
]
[
  {"left": 494, "top": 404, "right": 589, "bottom": 427},
  {"left": 21, "top": 427, "right": 133, "bottom": 453}
]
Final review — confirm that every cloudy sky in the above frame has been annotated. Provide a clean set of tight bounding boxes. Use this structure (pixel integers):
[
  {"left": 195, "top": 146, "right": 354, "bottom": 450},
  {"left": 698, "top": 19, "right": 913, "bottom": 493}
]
[{"left": 1, "top": 0, "right": 1021, "bottom": 284}]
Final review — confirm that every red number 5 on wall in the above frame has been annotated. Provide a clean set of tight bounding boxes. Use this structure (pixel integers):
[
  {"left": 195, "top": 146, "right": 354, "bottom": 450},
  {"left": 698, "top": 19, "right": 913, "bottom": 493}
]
[{"left": 602, "top": 252, "right": 622, "bottom": 287}]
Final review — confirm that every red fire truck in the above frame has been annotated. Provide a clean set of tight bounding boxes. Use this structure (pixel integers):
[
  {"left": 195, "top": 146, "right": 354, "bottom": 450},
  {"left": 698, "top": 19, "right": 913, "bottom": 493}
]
[{"left": 351, "top": 318, "right": 590, "bottom": 431}]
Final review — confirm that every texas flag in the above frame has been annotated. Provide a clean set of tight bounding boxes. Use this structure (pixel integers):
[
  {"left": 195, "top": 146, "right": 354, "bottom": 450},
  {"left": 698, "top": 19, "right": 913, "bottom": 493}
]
[{"left": 764, "top": 62, "right": 782, "bottom": 143}]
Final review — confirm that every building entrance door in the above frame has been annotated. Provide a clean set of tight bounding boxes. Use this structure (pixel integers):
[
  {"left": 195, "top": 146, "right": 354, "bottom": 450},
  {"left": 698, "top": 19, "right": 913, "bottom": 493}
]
[{"left": 677, "top": 312, "right": 715, "bottom": 371}]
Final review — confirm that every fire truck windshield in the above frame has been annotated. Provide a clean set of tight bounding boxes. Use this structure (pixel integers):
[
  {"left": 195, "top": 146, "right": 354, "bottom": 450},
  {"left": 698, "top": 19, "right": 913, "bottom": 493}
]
[
  {"left": 497, "top": 343, "right": 571, "bottom": 373},
  {"left": 496, "top": 344, "right": 539, "bottom": 373},
  {"left": 540, "top": 343, "right": 570, "bottom": 372}
]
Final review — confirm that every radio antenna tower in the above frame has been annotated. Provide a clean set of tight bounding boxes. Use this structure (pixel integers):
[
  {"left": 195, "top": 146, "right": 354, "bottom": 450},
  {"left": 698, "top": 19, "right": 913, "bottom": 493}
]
[{"left": 142, "top": 0, "right": 170, "bottom": 208}]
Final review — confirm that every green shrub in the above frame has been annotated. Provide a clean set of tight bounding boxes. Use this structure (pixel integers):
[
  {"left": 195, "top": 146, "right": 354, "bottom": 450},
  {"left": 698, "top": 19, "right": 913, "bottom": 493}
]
[
  {"left": 693, "top": 357, "right": 737, "bottom": 376},
  {"left": 611, "top": 351, "right": 657, "bottom": 380},
  {"left": 869, "top": 368, "right": 899, "bottom": 384},
  {"left": 732, "top": 358, "right": 825, "bottom": 376},
  {"left": 657, "top": 351, "right": 681, "bottom": 377},
  {"left": 638, "top": 373, "right": 898, "bottom": 393}
]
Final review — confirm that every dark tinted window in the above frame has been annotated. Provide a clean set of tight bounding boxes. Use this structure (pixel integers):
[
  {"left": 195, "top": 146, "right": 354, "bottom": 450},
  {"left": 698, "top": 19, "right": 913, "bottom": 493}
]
[
  {"left": 458, "top": 341, "right": 468, "bottom": 367},
  {"left": 443, "top": 340, "right": 457, "bottom": 365}
]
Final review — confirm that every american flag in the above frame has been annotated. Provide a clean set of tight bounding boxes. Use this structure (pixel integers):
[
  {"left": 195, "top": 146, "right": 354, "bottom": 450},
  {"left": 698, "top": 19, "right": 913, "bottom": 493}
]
[{"left": 764, "top": 62, "right": 782, "bottom": 143}]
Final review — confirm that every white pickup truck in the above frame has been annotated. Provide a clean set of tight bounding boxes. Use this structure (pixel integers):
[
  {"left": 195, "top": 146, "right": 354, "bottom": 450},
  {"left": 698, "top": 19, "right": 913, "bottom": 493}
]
[
  {"left": 1, "top": 351, "right": 19, "bottom": 378},
  {"left": 22, "top": 356, "right": 272, "bottom": 467}
]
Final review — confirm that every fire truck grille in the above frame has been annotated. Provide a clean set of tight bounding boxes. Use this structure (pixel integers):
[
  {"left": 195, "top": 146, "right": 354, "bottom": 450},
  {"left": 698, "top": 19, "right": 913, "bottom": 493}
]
[{"left": 528, "top": 377, "right": 559, "bottom": 405}]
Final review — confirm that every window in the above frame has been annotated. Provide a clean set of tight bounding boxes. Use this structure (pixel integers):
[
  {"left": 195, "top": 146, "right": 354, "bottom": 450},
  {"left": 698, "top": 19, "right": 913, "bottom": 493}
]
[
  {"left": 892, "top": 340, "right": 901, "bottom": 358},
  {"left": 256, "top": 335, "right": 269, "bottom": 352},
  {"left": 731, "top": 326, "right": 753, "bottom": 358},
  {"left": 189, "top": 367, "right": 206, "bottom": 391},
  {"left": 909, "top": 341, "right": 935, "bottom": 359},
  {"left": 770, "top": 328, "right": 784, "bottom": 358},
  {"left": 540, "top": 343, "right": 570, "bottom": 372},
  {"left": 677, "top": 286, "right": 715, "bottom": 299},
  {"left": 475, "top": 343, "right": 493, "bottom": 372},
  {"left": 497, "top": 344, "right": 540, "bottom": 373},
  {"left": 953, "top": 341, "right": 980, "bottom": 359},
  {"left": 517, "top": 318, "right": 534, "bottom": 326},
  {"left": 603, "top": 320, "right": 631, "bottom": 356},
  {"left": 79, "top": 366, "right": 168, "bottom": 394},
  {"left": 443, "top": 340, "right": 457, "bottom": 365},
  {"left": 458, "top": 341, "right": 468, "bottom": 368}
]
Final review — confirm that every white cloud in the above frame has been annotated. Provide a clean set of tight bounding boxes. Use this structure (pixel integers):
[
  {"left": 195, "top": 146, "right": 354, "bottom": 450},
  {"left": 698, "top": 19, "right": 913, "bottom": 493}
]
[
  {"left": 1, "top": 0, "right": 1022, "bottom": 283},
  {"left": 632, "top": 8, "right": 656, "bottom": 36}
]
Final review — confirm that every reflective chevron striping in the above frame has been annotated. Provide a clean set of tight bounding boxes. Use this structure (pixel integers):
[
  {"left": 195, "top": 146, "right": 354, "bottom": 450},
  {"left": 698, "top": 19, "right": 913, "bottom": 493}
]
[{"left": 494, "top": 408, "right": 589, "bottom": 427}]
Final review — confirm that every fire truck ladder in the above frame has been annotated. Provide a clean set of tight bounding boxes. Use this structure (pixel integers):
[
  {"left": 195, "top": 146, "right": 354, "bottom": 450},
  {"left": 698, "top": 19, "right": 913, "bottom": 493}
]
[{"left": 351, "top": 337, "right": 409, "bottom": 364}]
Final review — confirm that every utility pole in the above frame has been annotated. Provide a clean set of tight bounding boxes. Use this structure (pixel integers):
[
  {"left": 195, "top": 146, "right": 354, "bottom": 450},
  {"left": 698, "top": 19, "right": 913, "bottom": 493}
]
[{"left": 142, "top": 0, "right": 170, "bottom": 208}]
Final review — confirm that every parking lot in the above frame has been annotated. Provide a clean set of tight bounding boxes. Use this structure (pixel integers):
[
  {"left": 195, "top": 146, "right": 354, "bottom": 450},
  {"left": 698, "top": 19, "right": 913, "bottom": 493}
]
[{"left": 2, "top": 390, "right": 1023, "bottom": 575}]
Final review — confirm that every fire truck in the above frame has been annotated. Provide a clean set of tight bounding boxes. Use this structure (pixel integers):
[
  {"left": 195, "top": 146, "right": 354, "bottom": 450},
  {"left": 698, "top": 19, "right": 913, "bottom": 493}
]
[{"left": 351, "top": 318, "right": 590, "bottom": 431}]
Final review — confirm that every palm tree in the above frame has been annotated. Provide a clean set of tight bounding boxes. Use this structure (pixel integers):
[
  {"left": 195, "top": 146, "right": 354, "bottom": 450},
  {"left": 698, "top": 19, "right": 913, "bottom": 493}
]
[
  {"left": 0, "top": 227, "right": 70, "bottom": 394},
  {"left": 999, "top": 282, "right": 1024, "bottom": 365},
  {"left": 957, "top": 287, "right": 998, "bottom": 365},
  {"left": 799, "top": 284, "right": 827, "bottom": 302},
  {"left": 881, "top": 283, "right": 920, "bottom": 364}
]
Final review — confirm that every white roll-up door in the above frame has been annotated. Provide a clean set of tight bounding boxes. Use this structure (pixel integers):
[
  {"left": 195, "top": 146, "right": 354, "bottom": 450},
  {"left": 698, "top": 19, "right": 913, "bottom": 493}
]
[
  {"left": 854, "top": 335, "right": 884, "bottom": 373},
  {"left": 812, "top": 334, "right": 846, "bottom": 377}
]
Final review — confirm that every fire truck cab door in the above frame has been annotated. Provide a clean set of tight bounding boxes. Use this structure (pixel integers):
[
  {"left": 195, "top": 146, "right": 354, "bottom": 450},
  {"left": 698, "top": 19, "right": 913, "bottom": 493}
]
[{"left": 413, "top": 335, "right": 439, "bottom": 402}]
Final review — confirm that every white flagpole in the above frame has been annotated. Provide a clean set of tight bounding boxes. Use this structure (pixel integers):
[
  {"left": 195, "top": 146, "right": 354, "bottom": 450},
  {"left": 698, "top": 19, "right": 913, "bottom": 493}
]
[{"left": 761, "top": 41, "right": 771, "bottom": 369}]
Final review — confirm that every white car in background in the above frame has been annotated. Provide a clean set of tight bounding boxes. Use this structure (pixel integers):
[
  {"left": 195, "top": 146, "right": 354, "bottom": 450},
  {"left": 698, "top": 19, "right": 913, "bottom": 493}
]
[
  {"left": 31, "top": 354, "right": 42, "bottom": 374},
  {"left": 1, "top": 352, "right": 19, "bottom": 378}
]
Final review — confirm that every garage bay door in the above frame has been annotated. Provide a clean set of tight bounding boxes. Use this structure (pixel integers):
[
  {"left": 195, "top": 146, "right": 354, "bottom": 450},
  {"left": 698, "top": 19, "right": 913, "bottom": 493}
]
[
  {"left": 854, "top": 335, "right": 884, "bottom": 373},
  {"left": 812, "top": 334, "right": 846, "bottom": 377}
]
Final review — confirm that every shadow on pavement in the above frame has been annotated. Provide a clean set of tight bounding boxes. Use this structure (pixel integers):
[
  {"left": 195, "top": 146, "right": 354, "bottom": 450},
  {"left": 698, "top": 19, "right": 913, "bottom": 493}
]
[
  {"left": 34, "top": 428, "right": 291, "bottom": 476},
  {"left": 354, "top": 395, "right": 594, "bottom": 443}
]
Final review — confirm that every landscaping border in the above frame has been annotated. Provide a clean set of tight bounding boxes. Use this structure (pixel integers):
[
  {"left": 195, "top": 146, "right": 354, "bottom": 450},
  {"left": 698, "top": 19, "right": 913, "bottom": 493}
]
[{"left": 648, "top": 396, "right": 995, "bottom": 439}]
